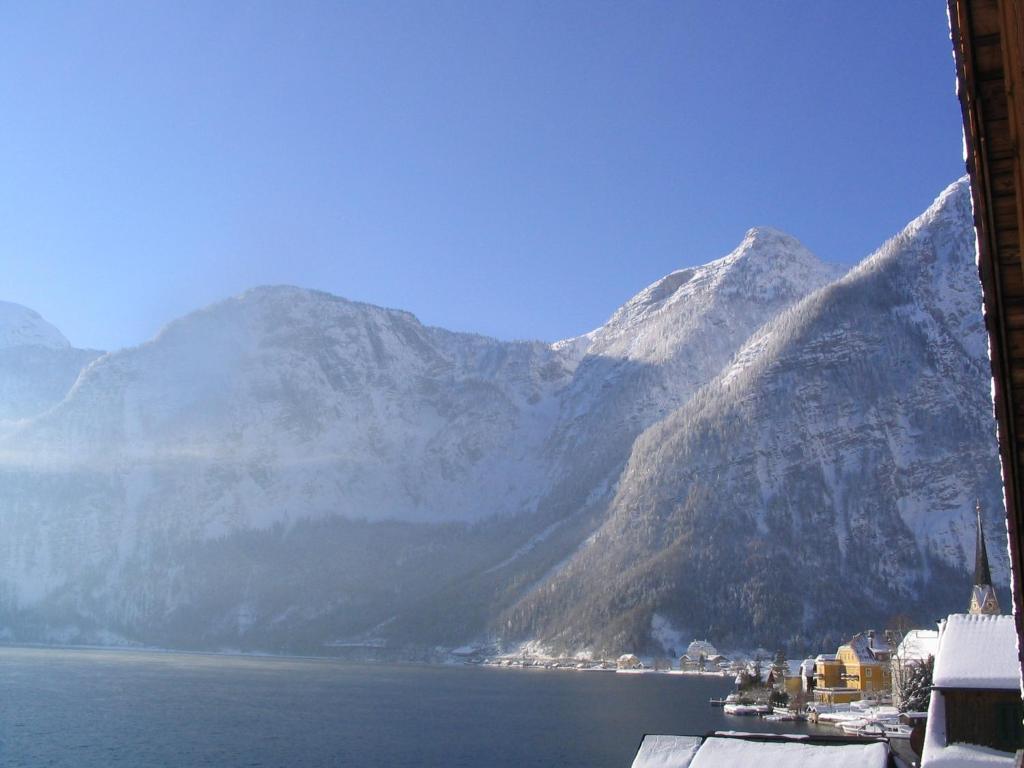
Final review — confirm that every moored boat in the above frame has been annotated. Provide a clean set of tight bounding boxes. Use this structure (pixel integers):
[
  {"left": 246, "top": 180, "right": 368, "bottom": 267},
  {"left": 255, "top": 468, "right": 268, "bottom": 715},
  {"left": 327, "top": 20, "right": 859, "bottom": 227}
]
[
  {"left": 723, "top": 703, "right": 771, "bottom": 716},
  {"left": 762, "top": 711, "right": 806, "bottom": 722},
  {"left": 837, "top": 719, "right": 870, "bottom": 735},
  {"left": 857, "top": 722, "right": 912, "bottom": 739}
]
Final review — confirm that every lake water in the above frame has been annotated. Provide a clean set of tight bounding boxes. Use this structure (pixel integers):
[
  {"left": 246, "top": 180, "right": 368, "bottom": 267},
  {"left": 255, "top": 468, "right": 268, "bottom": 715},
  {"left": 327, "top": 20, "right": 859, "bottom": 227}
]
[{"left": 0, "top": 647, "right": 830, "bottom": 767}]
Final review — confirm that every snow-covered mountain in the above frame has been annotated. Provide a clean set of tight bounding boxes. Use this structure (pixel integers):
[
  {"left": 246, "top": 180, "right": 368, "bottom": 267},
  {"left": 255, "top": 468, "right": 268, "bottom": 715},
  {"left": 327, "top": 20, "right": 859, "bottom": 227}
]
[
  {"left": 0, "top": 301, "right": 101, "bottom": 424},
  {"left": 7, "top": 288, "right": 575, "bottom": 529},
  {"left": 503, "top": 179, "right": 1006, "bottom": 656},
  {"left": 0, "top": 180, "right": 1005, "bottom": 654},
  {"left": 531, "top": 229, "right": 841, "bottom": 549},
  {"left": 0, "top": 301, "right": 70, "bottom": 350}
]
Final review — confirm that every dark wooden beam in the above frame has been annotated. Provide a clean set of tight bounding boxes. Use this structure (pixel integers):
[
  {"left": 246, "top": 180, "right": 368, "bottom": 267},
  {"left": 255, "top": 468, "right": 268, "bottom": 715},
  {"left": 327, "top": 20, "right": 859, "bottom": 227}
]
[{"left": 950, "top": 0, "right": 1024, "bottom": 690}]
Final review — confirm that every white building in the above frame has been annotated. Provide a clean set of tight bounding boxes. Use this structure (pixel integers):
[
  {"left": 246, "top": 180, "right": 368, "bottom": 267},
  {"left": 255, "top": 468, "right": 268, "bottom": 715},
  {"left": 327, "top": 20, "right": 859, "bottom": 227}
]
[
  {"left": 799, "top": 658, "right": 817, "bottom": 692},
  {"left": 685, "top": 639, "right": 718, "bottom": 659},
  {"left": 891, "top": 628, "right": 939, "bottom": 709},
  {"left": 617, "top": 653, "right": 642, "bottom": 670}
]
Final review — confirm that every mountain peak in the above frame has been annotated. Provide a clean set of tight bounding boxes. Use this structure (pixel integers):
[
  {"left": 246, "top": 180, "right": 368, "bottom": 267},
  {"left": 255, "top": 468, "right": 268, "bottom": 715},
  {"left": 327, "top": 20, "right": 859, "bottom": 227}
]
[
  {"left": 743, "top": 225, "right": 799, "bottom": 243},
  {"left": 231, "top": 284, "right": 421, "bottom": 325},
  {"left": 0, "top": 301, "right": 70, "bottom": 350},
  {"left": 711, "top": 224, "right": 837, "bottom": 302},
  {"left": 733, "top": 226, "right": 814, "bottom": 263},
  {"left": 908, "top": 176, "right": 972, "bottom": 237}
]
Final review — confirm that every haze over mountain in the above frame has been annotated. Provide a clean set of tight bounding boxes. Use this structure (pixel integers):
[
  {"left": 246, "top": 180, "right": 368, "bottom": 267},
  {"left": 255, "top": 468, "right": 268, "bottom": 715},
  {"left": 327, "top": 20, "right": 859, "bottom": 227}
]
[
  {"left": 0, "top": 301, "right": 102, "bottom": 424},
  {"left": 0, "top": 179, "right": 1004, "bottom": 656}
]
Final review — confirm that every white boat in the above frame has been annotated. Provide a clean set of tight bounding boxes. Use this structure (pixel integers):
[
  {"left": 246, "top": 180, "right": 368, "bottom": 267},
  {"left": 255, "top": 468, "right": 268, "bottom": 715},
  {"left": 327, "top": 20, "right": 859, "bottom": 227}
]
[
  {"left": 762, "top": 711, "right": 805, "bottom": 722},
  {"left": 837, "top": 719, "right": 870, "bottom": 735},
  {"left": 858, "top": 722, "right": 913, "bottom": 739},
  {"left": 887, "top": 723, "right": 913, "bottom": 739},
  {"left": 723, "top": 703, "right": 771, "bottom": 716}
]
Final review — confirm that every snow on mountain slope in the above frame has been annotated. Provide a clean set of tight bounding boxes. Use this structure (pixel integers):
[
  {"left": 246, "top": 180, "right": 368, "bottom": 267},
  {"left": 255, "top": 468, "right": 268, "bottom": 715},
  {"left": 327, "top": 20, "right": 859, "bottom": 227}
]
[
  {"left": 0, "top": 182, "right": 1003, "bottom": 654},
  {"left": 559, "top": 226, "right": 840, "bottom": 413},
  {"left": 0, "top": 302, "right": 101, "bottom": 423},
  {"left": 581, "top": 226, "right": 840, "bottom": 366},
  {"left": 0, "top": 301, "right": 70, "bottom": 350},
  {"left": 503, "top": 179, "right": 1004, "bottom": 656},
  {"left": 4, "top": 287, "right": 574, "bottom": 529},
  {"left": 534, "top": 228, "right": 840, "bottom": 526},
  {"left": 0, "top": 287, "right": 585, "bottom": 636}
]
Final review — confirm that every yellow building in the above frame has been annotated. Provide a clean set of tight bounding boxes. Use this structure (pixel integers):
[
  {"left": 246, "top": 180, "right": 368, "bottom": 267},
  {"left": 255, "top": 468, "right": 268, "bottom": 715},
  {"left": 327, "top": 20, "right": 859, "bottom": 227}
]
[
  {"left": 783, "top": 674, "right": 802, "bottom": 698},
  {"left": 814, "top": 654, "right": 842, "bottom": 687},
  {"left": 814, "top": 631, "right": 892, "bottom": 703}
]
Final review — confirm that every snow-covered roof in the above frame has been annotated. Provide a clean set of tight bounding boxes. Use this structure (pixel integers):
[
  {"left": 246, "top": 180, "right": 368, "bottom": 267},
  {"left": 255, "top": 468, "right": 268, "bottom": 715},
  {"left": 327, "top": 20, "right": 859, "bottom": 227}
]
[
  {"left": 896, "top": 629, "right": 939, "bottom": 662},
  {"left": 932, "top": 614, "right": 1020, "bottom": 690},
  {"left": 800, "top": 658, "right": 817, "bottom": 675},
  {"left": 921, "top": 688, "right": 1015, "bottom": 767},
  {"left": 630, "top": 735, "right": 702, "bottom": 768},
  {"left": 845, "top": 631, "right": 891, "bottom": 662},
  {"left": 686, "top": 640, "right": 718, "bottom": 657},
  {"left": 816, "top": 653, "right": 837, "bottom": 661},
  {"left": 688, "top": 737, "right": 889, "bottom": 768},
  {"left": 632, "top": 735, "right": 890, "bottom": 768}
]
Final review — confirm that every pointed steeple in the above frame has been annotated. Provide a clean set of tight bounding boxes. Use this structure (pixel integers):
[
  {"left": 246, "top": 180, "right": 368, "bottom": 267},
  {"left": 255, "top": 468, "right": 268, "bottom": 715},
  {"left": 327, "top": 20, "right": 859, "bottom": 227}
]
[
  {"left": 975, "top": 500, "right": 992, "bottom": 587},
  {"left": 970, "top": 501, "right": 1000, "bottom": 615}
]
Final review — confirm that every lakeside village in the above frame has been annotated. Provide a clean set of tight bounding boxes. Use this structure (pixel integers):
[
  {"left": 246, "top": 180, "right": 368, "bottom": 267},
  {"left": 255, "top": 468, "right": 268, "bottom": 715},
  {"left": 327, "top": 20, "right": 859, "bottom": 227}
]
[{"left": 477, "top": 506, "right": 1024, "bottom": 767}]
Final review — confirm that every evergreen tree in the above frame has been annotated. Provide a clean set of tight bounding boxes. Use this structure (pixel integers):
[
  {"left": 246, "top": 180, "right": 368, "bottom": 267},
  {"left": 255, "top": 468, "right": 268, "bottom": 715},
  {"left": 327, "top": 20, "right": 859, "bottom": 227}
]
[
  {"left": 752, "top": 657, "right": 764, "bottom": 687},
  {"left": 899, "top": 656, "right": 934, "bottom": 713},
  {"left": 771, "top": 649, "right": 789, "bottom": 686}
]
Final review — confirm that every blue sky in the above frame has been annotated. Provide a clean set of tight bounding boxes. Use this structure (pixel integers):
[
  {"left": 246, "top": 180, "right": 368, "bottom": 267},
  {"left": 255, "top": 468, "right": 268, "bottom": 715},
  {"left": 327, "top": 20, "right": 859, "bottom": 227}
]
[{"left": 1, "top": 2, "right": 964, "bottom": 351}]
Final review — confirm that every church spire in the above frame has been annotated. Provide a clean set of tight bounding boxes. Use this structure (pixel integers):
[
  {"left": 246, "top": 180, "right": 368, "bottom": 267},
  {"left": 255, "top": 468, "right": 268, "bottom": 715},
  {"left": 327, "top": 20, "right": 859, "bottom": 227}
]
[
  {"left": 975, "top": 500, "right": 993, "bottom": 587},
  {"left": 970, "top": 501, "right": 1000, "bottom": 615}
]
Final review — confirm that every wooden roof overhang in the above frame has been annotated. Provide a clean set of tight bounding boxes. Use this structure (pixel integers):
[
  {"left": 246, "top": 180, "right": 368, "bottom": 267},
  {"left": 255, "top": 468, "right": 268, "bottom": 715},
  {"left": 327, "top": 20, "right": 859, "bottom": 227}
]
[{"left": 949, "top": 0, "right": 1024, "bottom": 689}]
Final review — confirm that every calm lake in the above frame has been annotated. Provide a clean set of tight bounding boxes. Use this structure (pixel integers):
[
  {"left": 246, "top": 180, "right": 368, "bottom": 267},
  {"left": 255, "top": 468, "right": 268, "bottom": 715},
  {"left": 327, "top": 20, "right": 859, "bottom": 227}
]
[{"left": 0, "top": 647, "right": 829, "bottom": 767}]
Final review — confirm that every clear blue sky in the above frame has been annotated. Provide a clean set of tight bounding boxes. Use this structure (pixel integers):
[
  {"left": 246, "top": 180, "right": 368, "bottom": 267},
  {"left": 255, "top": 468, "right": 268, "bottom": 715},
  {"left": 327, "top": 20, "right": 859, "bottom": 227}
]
[{"left": 1, "top": 1, "right": 965, "bottom": 351}]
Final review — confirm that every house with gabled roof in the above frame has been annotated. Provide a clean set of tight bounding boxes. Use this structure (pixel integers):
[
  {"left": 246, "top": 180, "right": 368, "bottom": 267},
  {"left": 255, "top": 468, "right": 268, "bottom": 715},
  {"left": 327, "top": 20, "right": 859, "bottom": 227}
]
[
  {"left": 921, "top": 613, "right": 1023, "bottom": 766},
  {"left": 814, "top": 631, "right": 892, "bottom": 704}
]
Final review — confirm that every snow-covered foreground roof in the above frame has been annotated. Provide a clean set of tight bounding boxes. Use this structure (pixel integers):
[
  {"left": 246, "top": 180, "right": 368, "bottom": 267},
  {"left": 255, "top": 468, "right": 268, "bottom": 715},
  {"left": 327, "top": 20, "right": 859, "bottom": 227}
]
[
  {"left": 921, "top": 689, "right": 1015, "bottom": 768},
  {"left": 691, "top": 737, "right": 888, "bottom": 768},
  {"left": 630, "top": 735, "right": 889, "bottom": 768},
  {"left": 932, "top": 614, "right": 1020, "bottom": 690},
  {"left": 922, "top": 612, "right": 1021, "bottom": 767},
  {"left": 630, "top": 735, "right": 702, "bottom": 768}
]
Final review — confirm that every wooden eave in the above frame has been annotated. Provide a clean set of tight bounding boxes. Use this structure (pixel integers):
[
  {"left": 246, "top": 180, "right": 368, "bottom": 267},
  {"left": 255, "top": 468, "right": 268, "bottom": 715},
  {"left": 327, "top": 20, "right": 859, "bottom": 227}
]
[{"left": 949, "top": 0, "right": 1024, "bottom": 689}]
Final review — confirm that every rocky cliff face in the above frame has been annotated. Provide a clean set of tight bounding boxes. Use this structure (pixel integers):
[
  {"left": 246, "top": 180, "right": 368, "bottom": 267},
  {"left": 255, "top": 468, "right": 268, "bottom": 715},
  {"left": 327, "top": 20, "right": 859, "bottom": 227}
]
[
  {"left": 7, "top": 287, "right": 575, "bottom": 528},
  {"left": 503, "top": 179, "right": 1006, "bottom": 655},
  {"left": 0, "top": 180, "right": 1004, "bottom": 655}
]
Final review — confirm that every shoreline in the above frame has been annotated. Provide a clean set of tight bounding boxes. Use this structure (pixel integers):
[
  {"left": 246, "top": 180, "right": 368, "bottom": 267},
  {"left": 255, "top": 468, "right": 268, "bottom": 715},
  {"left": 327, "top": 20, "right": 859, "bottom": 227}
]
[{"left": 0, "top": 641, "right": 738, "bottom": 680}]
